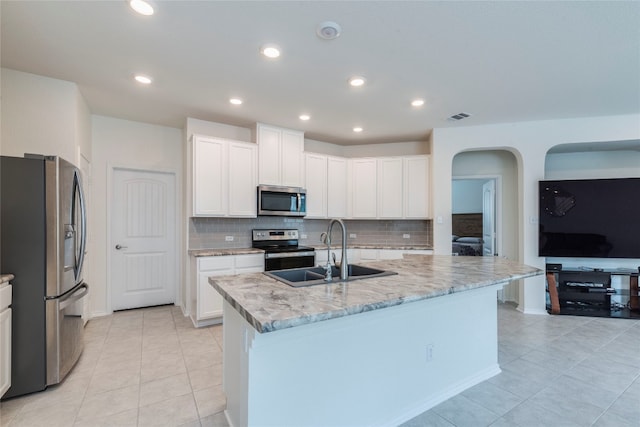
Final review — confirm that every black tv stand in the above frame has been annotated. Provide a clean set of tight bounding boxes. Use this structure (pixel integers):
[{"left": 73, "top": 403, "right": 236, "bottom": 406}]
[{"left": 546, "top": 268, "right": 639, "bottom": 319}]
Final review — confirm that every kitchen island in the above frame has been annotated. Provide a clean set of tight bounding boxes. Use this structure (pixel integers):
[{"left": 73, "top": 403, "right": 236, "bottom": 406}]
[{"left": 210, "top": 255, "right": 542, "bottom": 427}]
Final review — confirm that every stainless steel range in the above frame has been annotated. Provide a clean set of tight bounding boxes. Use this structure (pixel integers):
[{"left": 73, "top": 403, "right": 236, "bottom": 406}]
[{"left": 252, "top": 229, "right": 315, "bottom": 271}]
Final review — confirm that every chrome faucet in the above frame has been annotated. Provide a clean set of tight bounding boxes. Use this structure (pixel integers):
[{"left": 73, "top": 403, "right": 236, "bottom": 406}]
[{"left": 323, "top": 218, "right": 349, "bottom": 281}]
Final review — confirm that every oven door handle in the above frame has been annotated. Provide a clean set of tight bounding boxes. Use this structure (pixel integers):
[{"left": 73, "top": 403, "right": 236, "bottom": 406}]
[{"left": 265, "top": 251, "right": 316, "bottom": 259}]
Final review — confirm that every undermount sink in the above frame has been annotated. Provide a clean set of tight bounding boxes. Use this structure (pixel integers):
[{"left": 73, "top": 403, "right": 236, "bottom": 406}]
[{"left": 264, "top": 264, "right": 397, "bottom": 288}]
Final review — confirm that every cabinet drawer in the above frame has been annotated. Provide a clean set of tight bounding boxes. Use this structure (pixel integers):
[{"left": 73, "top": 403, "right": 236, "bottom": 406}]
[
  {"left": 198, "top": 256, "right": 235, "bottom": 271},
  {"left": 235, "top": 254, "right": 264, "bottom": 269},
  {"left": 0, "top": 284, "right": 11, "bottom": 309}
]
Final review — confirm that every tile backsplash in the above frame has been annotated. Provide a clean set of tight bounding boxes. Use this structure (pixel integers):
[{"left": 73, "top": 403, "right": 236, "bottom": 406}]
[{"left": 189, "top": 217, "right": 432, "bottom": 249}]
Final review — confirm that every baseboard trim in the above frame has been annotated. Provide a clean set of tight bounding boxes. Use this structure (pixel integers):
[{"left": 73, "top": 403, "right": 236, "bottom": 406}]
[{"left": 384, "top": 364, "right": 502, "bottom": 427}]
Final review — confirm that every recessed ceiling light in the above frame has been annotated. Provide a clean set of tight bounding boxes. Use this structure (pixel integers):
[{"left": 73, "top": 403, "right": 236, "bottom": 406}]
[
  {"left": 411, "top": 99, "right": 425, "bottom": 107},
  {"left": 317, "top": 21, "right": 342, "bottom": 40},
  {"left": 260, "top": 44, "right": 281, "bottom": 59},
  {"left": 348, "top": 76, "right": 366, "bottom": 87},
  {"left": 353, "top": 127, "right": 363, "bottom": 133},
  {"left": 299, "top": 114, "right": 310, "bottom": 121},
  {"left": 229, "top": 98, "right": 243, "bottom": 105},
  {"left": 134, "top": 74, "right": 152, "bottom": 84},
  {"left": 128, "top": 0, "right": 154, "bottom": 16}
]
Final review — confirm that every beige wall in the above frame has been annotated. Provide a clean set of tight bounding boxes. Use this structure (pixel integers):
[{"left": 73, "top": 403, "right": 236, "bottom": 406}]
[
  {"left": 431, "top": 114, "right": 640, "bottom": 314},
  {"left": 0, "top": 68, "right": 90, "bottom": 165},
  {"left": 91, "top": 115, "right": 183, "bottom": 316}
]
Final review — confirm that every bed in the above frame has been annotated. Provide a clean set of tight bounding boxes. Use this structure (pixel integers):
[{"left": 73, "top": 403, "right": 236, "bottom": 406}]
[{"left": 452, "top": 213, "right": 484, "bottom": 256}]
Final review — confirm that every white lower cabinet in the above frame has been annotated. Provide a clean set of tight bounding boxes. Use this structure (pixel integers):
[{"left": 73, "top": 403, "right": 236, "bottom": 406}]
[
  {"left": 191, "top": 254, "right": 263, "bottom": 327},
  {"left": 0, "top": 279, "right": 12, "bottom": 398},
  {"left": 319, "top": 248, "right": 433, "bottom": 266}
]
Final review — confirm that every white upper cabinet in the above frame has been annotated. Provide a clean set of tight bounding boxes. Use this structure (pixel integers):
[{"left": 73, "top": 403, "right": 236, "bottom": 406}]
[
  {"left": 281, "top": 129, "right": 305, "bottom": 186},
  {"left": 350, "top": 158, "right": 378, "bottom": 218},
  {"left": 377, "top": 157, "right": 404, "bottom": 218},
  {"left": 304, "top": 153, "right": 328, "bottom": 218},
  {"left": 193, "top": 136, "right": 226, "bottom": 216},
  {"left": 305, "top": 154, "right": 348, "bottom": 219},
  {"left": 326, "top": 156, "right": 348, "bottom": 218},
  {"left": 348, "top": 155, "right": 430, "bottom": 220},
  {"left": 192, "top": 135, "right": 257, "bottom": 217},
  {"left": 256, "top": 123, "right": 304, "bottom": 187},
  {"left": 228, "top": 141, "right": 258, "bottom": 217},
  {"left": 404, "top": 156, "right": 430, "bottom": 218}
]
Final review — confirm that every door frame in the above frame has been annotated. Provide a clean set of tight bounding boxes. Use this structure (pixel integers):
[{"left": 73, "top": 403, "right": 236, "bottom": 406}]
[
  {"left": 451, "top": 175, "right": 503, "bottom": 258},
  {"left": 106, "top": 164, "right": 180, "bottom": 314}
]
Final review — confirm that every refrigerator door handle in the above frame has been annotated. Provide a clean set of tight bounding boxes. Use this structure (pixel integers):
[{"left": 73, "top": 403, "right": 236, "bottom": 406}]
[
  {"left": 74, "top": 170, "right": 87, "bottom": 282},
  {"left": 53, "top": 282, "right": 89, "bottom": 311}
]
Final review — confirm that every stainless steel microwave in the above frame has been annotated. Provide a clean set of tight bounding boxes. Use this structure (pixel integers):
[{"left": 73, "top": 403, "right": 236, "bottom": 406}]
[{"left": 257, "top": 185, "right": 307, "bottom": 217}]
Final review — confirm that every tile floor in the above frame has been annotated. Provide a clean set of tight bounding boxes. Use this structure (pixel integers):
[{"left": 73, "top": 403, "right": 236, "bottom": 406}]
[{"left": 1, "top": 303, "right": 639, "bottom": 427}]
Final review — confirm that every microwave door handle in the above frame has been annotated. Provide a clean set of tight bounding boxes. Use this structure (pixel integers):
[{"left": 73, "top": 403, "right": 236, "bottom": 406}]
[{"left": 297, "top": 194, "right": 301, "bottom": 212}]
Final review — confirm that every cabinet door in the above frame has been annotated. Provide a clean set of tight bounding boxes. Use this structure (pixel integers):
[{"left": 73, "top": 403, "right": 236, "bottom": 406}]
[
  {"left": 229, "top": 142, "right": 258, "bottom": 217},
  {"left": 197, "top": 257, "right": 234, "bottom": 320},
  {"left": 305, "top": 153, "right": 328, "bottom": 218},
  {"left": 359, "top": 249, "right": 379, "bottom": 262},
  {"left": 350, "top": 159, "right": 378, "bottom": 218},
  {"left": 235, "top": 254, "right": 265, "bottom": 274},
  {"left": 404, "top": 156, "right": 430, "bottom": 218},
  {"left": 378, "top": 249, "right": 404, "bottom": 260},
  {"left": 327, "top": 156, "right": 348, "bottom": 218},
  {"left": 281, "top": 130, "right": 304, "bottom": 187},
  {"left": 257, "top": 125, "right": 282, "bottom": 185},
  {"left": 377, "top": 158, "right": 403, "bottom": 218},
  {"left": 0, "top": 308, "right": 10, "bottom": 398},
  {"left": 193, "top": 136, "right": 227, "bottom": 216}
]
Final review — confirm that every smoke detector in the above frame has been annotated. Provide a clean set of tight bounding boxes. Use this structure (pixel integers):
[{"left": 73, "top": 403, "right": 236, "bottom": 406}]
[{"left": 317, "top": 21, "right": 342, "bottom": 40}]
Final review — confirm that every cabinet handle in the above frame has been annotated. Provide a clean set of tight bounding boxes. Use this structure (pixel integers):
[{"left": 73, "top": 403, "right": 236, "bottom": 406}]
[{"left": 115, "top": 244, "right": 128, "bottom": 250}]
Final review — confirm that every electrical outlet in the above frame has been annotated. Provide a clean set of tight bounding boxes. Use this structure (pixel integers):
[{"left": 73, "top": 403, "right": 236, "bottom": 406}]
[
  {"left": 300, "top": 234, "right": 307, "bottom": 239},
  {"left": 225, "top": 235, "right": 234, "bottom": 242},
  {"left": 426, "top": 343, "right": 434, "bottom": 362},
  {"left": 349, "top": 233, "right": 357, "bottom": 238},
  {"left": 403, "top": 234, "right": 410, "bottom": 239}
]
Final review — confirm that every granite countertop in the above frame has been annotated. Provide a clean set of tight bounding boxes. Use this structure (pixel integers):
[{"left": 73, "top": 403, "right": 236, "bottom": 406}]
[
  {"left": 311, "top": 244, "right": 433, "bottom": 251},
  {"left": 189, "top": 248, "right": 264, "bottom": 257},
  {"left": 0, "top": 274, "right": 14, "bottom": 285},
  {"left": 210, "top": 255, "right": 542, "bottom": 334},
  {"left": 190, "top": 245, "right": 432, "bottom": 257}
]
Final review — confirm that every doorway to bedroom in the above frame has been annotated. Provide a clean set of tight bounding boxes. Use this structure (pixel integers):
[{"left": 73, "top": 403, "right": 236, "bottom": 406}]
[
  {"left": 451, "top": 177, "right": 499, "bottom": 257},
  {"left": 451, "top": 149, "right": 520, "bottom": 304}
]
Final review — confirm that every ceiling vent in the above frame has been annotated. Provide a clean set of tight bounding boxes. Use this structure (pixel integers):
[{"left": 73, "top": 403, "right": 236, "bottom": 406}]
[{"left": 447, "top": 112, "right": 472, "bottom": 121}]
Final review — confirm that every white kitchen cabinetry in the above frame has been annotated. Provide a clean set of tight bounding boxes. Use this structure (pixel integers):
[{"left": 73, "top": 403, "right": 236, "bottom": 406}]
[
  {"left": 192, "top": 135, "right": 257, "bottom": 217},
  {"left": 228, "top": 142, "right": 258, "bottom": 216},
  {"left": 348, "top": 248, "right": 433, "bottom": 263},
  {"left": 327, "top": 157, "right": 348, "bottom": 218},
  {"left": 0, "top": 277, "right": 12, "bottom": 398},
  {"left": 191, "top": 254, "right": 263, "bottom": 327},
  {"left": 350, "top": 158, "right": 378, "bottom": 218},
  {"left": 305, "top": 154, "right": 348, "bottom": 219},
  {"left": 257, "top": 123, "right": 304, "bottom": 187},
  {"left": 349, "top": 155, "right": 430, "bottom": 220},
  {"left": 315, "top": 249, "right": 355, "bottom": 267},
  {"left": 304, "top": 153, "right": 328, "bottom": 218},
  {"left": 404, "top": 156, "right": 430, "bottom": 218},
  {"left": 377, "top": 158, "right": 404, "bottom": 218}
]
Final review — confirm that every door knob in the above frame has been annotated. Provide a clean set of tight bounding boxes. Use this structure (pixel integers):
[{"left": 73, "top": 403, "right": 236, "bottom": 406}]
[{"left": 115, "top": 244, "right": 128, "bottom": 250}]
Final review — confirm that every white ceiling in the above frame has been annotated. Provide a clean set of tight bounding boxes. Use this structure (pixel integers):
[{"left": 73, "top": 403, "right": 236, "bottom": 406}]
[{"left": 2, "top": 1, "right": 639, "bottom": 145}]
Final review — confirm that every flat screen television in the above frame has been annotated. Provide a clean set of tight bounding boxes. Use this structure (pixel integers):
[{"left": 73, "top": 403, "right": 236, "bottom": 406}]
[{"left": 538, "top": 178, "right": 640, "bottom": 259}]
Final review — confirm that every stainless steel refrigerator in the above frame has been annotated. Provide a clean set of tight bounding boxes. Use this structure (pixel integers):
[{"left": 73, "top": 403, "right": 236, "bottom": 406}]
[{"left": 1, "top": 154, "right": 88, "bottom": 399}]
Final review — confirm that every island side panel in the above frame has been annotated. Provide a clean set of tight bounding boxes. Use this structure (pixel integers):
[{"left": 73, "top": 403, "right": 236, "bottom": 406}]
[{"left": 223, "top": 283, "right": 504, "bottom": 427}]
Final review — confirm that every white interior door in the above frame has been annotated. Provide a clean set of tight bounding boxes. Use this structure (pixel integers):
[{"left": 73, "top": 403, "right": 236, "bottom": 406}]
[
  {"left": 111, "top": 168, "right": 176, "bottom": 311},
  {"left": 482, "top": 180, "right": 496, "bottom": 256}
]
